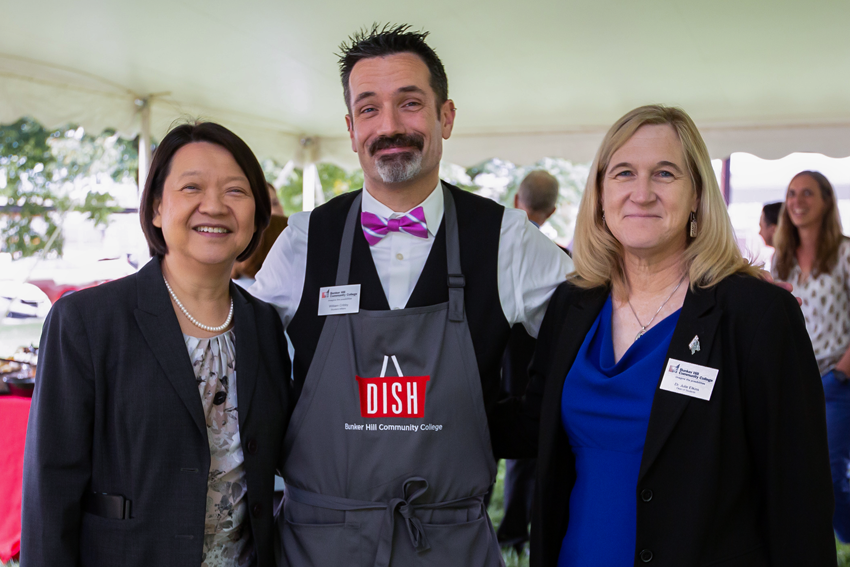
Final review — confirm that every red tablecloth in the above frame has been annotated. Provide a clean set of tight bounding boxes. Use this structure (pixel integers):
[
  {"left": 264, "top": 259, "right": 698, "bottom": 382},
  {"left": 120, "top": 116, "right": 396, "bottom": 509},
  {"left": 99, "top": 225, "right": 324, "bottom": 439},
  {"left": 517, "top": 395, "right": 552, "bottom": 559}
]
[{"left": 0, "top": 396, "right": 31, "bottom": 562}]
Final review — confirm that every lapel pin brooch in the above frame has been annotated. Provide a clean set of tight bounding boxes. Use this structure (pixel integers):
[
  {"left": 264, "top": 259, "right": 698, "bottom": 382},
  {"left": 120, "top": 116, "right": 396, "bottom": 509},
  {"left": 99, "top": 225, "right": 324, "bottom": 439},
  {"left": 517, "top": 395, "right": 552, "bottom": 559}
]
[{"left": 689, "top": 335, "right": 700, "bottom": 355}]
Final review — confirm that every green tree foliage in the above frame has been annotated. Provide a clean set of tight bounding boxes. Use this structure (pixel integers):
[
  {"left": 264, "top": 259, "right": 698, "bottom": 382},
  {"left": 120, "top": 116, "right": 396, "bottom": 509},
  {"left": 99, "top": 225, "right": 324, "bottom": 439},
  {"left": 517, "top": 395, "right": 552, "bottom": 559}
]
[
  {"left": 0, "top": 118, "right": 64, "bottom": 255},
  {"left": 318, "top": 163, "right": 364, "bottom": 200},
  {"left": 278, "top": 166, "right": 304, "bottom": 214},
  {"left": 0, "top": 117, "right": 137, "bottom": 258},
  {"left": 260, "top": 158, "right": 301, "bottom": 214},
  {"left": 260, "top": 160, "right": 364, "bottom": 215}
]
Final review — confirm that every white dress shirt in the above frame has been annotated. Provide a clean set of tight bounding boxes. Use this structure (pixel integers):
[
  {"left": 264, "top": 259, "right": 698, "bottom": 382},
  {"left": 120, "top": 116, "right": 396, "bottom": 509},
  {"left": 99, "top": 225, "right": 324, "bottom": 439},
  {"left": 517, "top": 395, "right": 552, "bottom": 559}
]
[{"left": 251, "top": 182, "right": 572, "bottom": 338}]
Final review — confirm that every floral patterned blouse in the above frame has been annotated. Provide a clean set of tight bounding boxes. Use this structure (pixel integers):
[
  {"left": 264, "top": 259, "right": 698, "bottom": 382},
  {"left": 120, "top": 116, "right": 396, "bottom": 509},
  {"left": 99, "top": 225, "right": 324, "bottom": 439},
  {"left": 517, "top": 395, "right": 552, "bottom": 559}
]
[
  {"left": 184, "top": 330, "right": 253, "bottom": 567},
  {"left": 772, "top": 238, "right": 850, "bottom": 375}
]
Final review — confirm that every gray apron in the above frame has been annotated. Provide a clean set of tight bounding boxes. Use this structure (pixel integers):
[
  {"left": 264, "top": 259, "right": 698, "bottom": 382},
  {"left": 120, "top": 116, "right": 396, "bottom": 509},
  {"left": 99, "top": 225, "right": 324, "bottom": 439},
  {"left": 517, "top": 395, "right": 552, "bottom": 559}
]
[{"left": 279, "top": 187, "right": 504, "bottom": 567}]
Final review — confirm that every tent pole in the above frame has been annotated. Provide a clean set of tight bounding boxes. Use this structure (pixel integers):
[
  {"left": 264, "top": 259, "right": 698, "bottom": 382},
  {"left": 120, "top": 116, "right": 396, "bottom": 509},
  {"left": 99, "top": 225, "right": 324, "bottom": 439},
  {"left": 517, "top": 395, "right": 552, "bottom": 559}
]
[
  {"left": 136, "top": 97, "right": 152, "bottom": 196},
  {"left": 721, "top": 156, "right": 732, "bottom": 205},
  {"left": 301, "top": 137, "right": 317, "bottom": 211},
  {"left": 302, "top": 164, "right": 316, "bottom": 211}
]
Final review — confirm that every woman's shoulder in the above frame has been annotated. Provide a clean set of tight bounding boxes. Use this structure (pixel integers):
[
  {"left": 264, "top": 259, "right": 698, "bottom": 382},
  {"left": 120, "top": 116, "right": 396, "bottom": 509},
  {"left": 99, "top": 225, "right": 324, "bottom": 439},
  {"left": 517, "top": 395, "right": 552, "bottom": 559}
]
[
  {"left": 555, "top": 277, "right": 607, "bottom": 298},
  {"left": 548, "top": 278, "right": 608, "bottom": 311},
  {"left": 233, "top": 284, "right": 283, "bottom": 325},
  {"left": 52, "top": 270, "right": 140, "bottom": 315},
  {"left": 711, "top": 273, "right": 799, "bottom": 315},
  {"left": 41, "top": 271, "right": 143, "bottom": 351}
]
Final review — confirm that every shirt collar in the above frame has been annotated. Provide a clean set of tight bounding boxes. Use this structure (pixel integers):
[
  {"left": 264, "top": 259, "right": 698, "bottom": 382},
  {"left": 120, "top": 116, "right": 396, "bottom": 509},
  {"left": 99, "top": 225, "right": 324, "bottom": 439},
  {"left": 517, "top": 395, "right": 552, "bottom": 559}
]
[{"left": 361, "top": 180, "right": 443, "bottom": 238}]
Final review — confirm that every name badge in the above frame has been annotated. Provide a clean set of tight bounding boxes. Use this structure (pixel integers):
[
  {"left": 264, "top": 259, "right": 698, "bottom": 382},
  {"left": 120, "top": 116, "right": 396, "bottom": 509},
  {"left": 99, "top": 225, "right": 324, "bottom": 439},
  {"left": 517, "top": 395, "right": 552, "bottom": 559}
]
[
  {"left": 318, "top": 284, "right": 361, "bottom": 316},
  {"left": 659, "top": 358, "right": 719, "bottom": 401}
]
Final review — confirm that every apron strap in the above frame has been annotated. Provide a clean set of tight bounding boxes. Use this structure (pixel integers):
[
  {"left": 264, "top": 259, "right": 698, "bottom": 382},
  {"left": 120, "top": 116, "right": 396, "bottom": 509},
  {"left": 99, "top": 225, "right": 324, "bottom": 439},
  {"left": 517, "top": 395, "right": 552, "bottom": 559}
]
[
  {"left": 443, "top": 184, "right": 465, "bottom": 323},
  {"left": 335, "top": 185, "right": 465, "bottom": 322},
  {"left": 336, "top": 192, "right": 363, "bottom": 287},
  {"left": 378, "top": 478, "right": 432, "bottom": 563},
  {"left": 286, "top": 478, "right": 486, "bottom": 567}
]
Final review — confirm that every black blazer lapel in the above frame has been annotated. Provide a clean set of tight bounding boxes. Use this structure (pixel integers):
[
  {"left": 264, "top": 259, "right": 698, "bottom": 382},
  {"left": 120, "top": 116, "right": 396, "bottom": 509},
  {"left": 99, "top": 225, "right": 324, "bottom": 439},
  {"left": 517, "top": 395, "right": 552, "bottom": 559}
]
[
  {"left": 133, "top": 259, "right": 207, "bottom": 439},
  {"left": 639, "top": 285, "right": 723, "bottom": 481},
  {"left": 232, "top": 285, "right": 258, "bottom": 429}
]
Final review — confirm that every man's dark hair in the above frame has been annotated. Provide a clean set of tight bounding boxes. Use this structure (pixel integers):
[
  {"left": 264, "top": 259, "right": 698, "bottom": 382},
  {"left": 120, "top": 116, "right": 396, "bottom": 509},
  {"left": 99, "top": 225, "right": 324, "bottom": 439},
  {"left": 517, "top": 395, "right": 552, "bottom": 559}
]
[
  {"left": 139, "top": 121, "right": 271, "bottom": 262},
  {"left": 338, "top": 23, "right": 449, "bottom": 113},
  {"left": 762, "top": 201, "right": 782, "bottom": 226}
]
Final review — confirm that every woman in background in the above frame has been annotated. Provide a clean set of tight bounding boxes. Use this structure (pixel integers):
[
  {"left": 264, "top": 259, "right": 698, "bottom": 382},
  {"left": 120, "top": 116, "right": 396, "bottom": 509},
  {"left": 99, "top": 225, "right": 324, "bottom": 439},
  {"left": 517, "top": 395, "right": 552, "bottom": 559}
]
[
  {"left": 232, "top": 183, "right": 288, "bottom": 288},
  {"left": 772, "top": 170, "right": 850, "bottom": 542}
]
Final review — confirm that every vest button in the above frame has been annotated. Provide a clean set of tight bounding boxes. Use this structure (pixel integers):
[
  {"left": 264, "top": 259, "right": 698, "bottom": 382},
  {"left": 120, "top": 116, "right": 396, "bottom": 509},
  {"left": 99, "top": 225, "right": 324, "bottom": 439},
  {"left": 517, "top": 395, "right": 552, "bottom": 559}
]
[
  {"left": 252, "top": 503, "right": 263, "bottom": 517},
  {"left": 246, "top": 439, "right": 258, "bottom": 454},
  {"left": 640, "top": 549, "right": 653, "bottom": 562},
  {"left": 640, "top": 489, "right": 653, "bottom": 502}
]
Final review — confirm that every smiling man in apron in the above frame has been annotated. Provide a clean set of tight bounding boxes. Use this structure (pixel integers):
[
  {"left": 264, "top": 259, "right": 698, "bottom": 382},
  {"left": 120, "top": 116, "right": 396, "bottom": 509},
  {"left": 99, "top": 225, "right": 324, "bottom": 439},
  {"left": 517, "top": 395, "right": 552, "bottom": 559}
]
[{"left": 252, "top": 23, "right": 573, "bottom": 567}]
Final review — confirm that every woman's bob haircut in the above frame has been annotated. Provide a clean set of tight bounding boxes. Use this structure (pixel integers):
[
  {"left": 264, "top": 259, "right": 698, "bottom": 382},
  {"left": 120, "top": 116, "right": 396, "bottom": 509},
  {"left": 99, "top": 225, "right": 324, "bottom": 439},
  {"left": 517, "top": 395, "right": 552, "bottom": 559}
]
[
  {"left": 139, "top": 121, "right": 271, "bottom": 262},
  {"left": 571, "top": 104, "right": 758, "bottom": 295}
]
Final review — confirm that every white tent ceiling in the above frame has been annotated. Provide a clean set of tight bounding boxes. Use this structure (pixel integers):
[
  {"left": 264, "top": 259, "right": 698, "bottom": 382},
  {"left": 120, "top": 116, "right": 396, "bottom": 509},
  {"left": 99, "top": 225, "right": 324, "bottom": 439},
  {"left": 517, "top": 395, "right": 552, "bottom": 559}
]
[{"left": 1, "top": 0, "right": 849, "bottom": 169}]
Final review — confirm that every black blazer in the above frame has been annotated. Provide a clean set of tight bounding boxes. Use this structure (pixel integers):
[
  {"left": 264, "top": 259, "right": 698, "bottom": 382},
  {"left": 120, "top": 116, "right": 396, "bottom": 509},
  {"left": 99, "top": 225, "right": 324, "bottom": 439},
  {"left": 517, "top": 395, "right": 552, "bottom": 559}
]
[
  {"left": 494, "top": 274, "right": 836, "bottom": 566},
  {"left": 21, "top": 259, "right": 291, "bottom": 567}
]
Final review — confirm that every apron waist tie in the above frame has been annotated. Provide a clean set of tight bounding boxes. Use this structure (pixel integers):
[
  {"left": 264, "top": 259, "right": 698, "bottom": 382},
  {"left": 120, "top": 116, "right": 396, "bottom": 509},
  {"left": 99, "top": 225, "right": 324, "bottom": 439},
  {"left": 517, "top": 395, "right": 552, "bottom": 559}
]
[{"left": 285, "top": 477, "right": 485, "bottom": 567}]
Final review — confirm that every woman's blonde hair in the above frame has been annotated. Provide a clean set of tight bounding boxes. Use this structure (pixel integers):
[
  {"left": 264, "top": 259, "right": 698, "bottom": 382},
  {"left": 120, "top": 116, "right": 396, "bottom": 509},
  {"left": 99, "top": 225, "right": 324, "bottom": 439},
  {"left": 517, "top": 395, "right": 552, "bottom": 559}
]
[
  {"left": 572, "top": 104, "right": 758, "bottom": 295},
  {"left": 773, "top": 171, "right": 845, "bottom": 281}
]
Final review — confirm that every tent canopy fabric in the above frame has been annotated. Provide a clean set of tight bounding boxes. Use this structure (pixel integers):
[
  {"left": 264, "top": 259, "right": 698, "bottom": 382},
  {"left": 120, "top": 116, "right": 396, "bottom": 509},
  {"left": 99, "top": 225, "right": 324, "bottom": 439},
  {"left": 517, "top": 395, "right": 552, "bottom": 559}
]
[{"left": 2, "top": 0, "right": 849, "bottom": 168}]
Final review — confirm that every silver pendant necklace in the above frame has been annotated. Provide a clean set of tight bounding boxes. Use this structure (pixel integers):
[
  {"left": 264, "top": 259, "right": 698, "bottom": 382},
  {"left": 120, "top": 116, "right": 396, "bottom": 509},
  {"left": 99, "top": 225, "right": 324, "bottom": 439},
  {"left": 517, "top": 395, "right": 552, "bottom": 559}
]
[
  {"left": 628, "top": 275, "right": 686, "bottom": 342},
  {"left": 163, "top": 277, "right": 233, "bottom": 333}
]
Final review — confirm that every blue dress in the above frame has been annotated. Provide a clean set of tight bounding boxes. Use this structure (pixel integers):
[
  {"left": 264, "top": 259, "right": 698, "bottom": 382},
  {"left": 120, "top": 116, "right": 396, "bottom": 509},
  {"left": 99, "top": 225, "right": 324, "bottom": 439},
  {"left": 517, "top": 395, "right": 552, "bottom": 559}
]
[{"left": 558, "top": 296, "right": 680, "bottom": 567}]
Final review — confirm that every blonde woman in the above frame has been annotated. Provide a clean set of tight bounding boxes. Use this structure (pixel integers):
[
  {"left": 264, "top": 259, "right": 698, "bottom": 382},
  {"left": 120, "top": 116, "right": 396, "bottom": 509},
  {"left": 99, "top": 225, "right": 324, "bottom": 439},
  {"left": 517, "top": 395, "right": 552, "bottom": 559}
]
[
  {"left": 497, "top": 105, "right": 835, "bottom": 566},
  {"left": 772, "top": 170, "right": 850, "bottom": 542}
]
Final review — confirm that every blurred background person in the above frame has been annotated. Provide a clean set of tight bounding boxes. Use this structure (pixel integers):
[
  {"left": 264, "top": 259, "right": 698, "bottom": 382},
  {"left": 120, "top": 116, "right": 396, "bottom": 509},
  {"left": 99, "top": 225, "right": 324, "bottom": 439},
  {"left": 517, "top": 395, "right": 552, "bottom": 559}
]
[
  {"left": 759, "top": 201, "right": 782, "bottom": 247},
  {"left": 515, "top": 170, "right": 559, "bottom": 229},
  {"left": 497, "top": 105, "right": 835, "bottom": 566},
  {"left": 232, "top": 183, "right": 288, "bottom": 288},
  {"left": 267, "top": 182, "right": 285, "bottom": 217},
  {"left": 21, "top": 122, "right": 292, "bottom": 567},
  {"left": 497, "top": 170, "right": 568, "bottom": 556},
  {"left": 772, "top": 170, "right": 850, "bottom": 542}
]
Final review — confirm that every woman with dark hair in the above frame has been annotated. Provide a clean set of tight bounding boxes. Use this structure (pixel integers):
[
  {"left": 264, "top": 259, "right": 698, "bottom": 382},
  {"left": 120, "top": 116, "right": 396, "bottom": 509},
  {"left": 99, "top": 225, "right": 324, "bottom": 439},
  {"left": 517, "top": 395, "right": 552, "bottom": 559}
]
[
  {"left": 772, "top": 170, "right": 850, "bottom": 541},
  {"left": 21, "top": 122, "right": 291, "bottom": 567}
]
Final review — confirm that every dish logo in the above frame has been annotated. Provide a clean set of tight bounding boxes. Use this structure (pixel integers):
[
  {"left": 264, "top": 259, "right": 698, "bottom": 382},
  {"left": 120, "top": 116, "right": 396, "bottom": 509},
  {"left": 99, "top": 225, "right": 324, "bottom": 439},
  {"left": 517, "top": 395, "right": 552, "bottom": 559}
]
[
  {"left": 355, "top": 355, "right": 429, "bottom": 418},
  {"left": 356, "top": 375, "right": 430, "bottom": 418}
]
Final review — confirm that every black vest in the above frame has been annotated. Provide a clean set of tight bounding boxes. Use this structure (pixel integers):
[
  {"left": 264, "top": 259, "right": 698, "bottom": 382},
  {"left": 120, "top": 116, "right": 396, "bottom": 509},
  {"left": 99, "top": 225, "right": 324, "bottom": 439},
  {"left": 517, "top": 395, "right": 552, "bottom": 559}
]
[{"left": 288, "top": 182, "right": 512, "bottom": 414}]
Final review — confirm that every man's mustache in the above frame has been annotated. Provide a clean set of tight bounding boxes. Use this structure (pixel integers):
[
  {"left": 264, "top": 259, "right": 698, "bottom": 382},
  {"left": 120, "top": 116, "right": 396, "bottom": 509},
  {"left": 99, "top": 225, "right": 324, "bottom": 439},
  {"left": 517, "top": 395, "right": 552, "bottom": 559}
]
[{"left": 369, "top": 134, "right": 425, "bottom": 156}]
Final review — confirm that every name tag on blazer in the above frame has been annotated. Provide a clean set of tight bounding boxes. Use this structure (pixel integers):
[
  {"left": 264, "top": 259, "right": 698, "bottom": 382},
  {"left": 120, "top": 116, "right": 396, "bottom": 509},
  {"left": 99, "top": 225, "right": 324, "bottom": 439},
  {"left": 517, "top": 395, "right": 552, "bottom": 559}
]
[
  {"left": 660, "top": 359, "right": 719, "bottom": 401},
  {"left": 318, "top": 284, "right": 361, "bottom": 316}
]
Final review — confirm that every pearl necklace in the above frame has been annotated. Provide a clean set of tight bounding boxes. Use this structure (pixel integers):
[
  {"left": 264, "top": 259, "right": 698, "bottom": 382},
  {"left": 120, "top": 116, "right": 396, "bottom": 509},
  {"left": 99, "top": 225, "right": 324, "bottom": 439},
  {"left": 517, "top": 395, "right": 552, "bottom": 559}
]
[{"left": 163, "top": 277, "right": 233, "bottom": 333}]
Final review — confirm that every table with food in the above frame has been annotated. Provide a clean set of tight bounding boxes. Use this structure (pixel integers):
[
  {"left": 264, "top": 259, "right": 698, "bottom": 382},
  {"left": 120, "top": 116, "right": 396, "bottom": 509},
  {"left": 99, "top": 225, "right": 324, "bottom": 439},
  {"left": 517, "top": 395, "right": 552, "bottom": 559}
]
[{"left": 0, "top": 345, "right": 37, "bottom": 397}]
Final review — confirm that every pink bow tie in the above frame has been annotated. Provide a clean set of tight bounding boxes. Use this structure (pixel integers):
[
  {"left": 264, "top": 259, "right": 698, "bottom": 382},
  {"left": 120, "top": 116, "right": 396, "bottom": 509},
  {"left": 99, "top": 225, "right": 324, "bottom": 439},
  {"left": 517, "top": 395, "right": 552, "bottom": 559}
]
[{"left": 361, "top": 206, "right": 428, "bottom": 246}]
